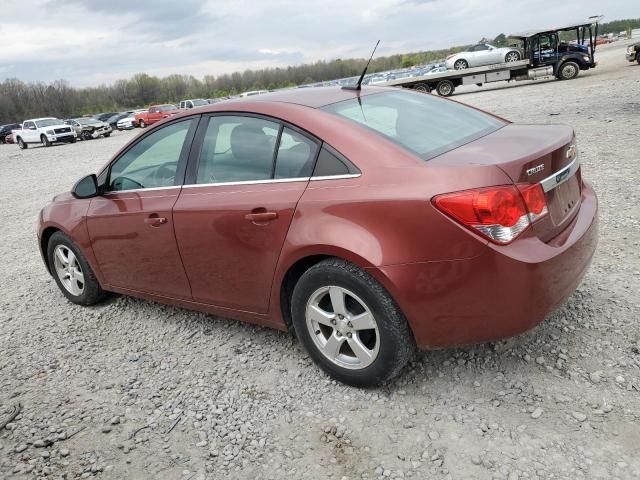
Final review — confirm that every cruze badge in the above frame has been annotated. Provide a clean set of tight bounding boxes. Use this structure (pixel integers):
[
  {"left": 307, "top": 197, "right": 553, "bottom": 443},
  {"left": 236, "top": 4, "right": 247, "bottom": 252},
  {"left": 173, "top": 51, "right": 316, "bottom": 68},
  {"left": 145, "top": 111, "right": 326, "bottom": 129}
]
[
  {"left": 526, "top": 164, "right": 545, "bottom": 176},
  {"left": 566, "top": 144, "right": 576, "bottom": 160}
]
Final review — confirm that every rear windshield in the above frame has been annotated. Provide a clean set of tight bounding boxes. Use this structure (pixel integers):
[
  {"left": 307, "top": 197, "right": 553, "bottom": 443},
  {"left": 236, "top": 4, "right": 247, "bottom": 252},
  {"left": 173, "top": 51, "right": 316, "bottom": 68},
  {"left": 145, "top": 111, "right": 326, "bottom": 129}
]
[{"left": 322, "top": 91, "right": 505, "bottom": 160}]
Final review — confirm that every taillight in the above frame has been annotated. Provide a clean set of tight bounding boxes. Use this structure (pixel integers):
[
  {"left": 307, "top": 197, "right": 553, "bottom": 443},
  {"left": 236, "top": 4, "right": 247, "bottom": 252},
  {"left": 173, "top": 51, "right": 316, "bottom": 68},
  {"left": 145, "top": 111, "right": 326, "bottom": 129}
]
[{"left": 432, "top": 184, "right": 548, "bottom": 245}]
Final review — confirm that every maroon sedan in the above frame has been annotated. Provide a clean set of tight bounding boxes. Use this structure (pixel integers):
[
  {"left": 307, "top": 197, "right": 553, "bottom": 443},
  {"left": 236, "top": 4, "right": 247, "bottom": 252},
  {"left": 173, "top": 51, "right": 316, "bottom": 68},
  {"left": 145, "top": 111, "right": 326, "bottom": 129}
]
[{"left": 38, "top": 87, "right": 598, "bottom": 386}]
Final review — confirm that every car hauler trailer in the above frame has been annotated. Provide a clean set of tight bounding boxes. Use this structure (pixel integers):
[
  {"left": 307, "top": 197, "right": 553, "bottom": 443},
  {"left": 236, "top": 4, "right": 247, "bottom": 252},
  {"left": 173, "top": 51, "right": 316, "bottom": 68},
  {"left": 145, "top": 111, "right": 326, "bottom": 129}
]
[{"left": 384, "top": 20, "right": 599, "bottom": 96}]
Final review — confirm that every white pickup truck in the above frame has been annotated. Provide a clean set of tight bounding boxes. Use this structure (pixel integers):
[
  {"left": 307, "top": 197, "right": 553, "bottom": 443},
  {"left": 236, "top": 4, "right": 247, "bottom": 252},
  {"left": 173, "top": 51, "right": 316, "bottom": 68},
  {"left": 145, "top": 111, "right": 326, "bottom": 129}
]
[{"left": 13, "top": 117, "right": 77, "bottom": 149}]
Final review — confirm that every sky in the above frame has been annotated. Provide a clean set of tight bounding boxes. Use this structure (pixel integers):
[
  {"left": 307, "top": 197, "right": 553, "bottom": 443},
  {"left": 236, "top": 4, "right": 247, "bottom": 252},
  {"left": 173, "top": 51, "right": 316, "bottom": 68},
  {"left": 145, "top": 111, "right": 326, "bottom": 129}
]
[{"left": 0, "top": 0, "right": 637, "bottom": 87}]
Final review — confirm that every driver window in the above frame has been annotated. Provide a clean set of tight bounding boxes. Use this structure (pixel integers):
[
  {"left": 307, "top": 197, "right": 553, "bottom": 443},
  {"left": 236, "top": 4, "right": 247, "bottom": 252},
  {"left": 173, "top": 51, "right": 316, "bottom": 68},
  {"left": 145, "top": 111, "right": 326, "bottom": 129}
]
[{"left": 109, "top": 119, "right": 193, "bottom": 191}]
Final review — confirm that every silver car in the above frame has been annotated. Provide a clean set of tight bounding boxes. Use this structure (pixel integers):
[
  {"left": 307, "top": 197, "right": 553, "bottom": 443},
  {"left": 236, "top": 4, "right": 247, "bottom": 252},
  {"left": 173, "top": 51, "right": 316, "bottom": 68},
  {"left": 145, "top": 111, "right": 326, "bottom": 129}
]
[{"left": 445, "top": 43, "right": 522, "bottom": 70}]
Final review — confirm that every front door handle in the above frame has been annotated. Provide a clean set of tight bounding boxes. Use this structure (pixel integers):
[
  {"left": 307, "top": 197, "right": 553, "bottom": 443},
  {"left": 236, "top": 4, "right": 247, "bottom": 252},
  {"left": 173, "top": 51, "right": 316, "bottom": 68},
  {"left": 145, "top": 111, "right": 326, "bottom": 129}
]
[
  {"left": 244, "top": 210, "right": 278, "bottom": 223},
  {"left": 144, "top": 215, "right": 167, "bottom": 227}
]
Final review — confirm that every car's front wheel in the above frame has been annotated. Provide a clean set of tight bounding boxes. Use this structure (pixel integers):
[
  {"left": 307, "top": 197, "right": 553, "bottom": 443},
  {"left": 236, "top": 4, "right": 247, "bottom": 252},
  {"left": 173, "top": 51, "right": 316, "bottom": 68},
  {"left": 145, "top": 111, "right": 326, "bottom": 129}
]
[
  {"left": 291, "top": 259, "right": 414, "bottom": 387},
  {"left": 17, "top": 137, "right": 27, "bottom": 149},
  {"left": 47, "top": 231, "right": 107, "bottom": 305},
  {"left": 41, "top": 135, "right": 51, "bottom": 147}
]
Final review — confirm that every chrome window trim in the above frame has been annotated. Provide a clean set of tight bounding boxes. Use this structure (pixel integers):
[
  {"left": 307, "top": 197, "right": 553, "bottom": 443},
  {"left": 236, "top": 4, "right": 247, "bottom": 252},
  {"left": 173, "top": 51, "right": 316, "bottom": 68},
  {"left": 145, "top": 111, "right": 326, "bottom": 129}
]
[
  {"left": 540, "top": 155, "right": 580, "bottom": 193},
  {"left": 103, "top": 185, "right": 180, "bottom": 194},
  {"left": 181, "top": 173, "right": 361, "bottom": 189},
  {"left": 182, "top": 177, "right": 309, "bottom": 189},
  {"left": 310, "top": 174, "right": 361, "bottom": 181}
]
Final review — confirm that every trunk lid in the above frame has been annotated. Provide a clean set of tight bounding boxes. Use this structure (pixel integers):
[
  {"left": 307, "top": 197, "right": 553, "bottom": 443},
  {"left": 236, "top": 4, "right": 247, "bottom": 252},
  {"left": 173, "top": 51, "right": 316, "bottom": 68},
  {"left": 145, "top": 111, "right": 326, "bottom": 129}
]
[{"left": 429, "top": 124, "right": 582, "bottom": 242}]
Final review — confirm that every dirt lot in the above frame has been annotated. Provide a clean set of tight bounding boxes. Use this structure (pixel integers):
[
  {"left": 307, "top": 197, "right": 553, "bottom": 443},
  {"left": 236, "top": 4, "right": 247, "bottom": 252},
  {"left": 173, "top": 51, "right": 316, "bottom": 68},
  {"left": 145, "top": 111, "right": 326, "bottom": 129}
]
[{"left": 1, "top": 40, "right": 639, "bottom": 480}]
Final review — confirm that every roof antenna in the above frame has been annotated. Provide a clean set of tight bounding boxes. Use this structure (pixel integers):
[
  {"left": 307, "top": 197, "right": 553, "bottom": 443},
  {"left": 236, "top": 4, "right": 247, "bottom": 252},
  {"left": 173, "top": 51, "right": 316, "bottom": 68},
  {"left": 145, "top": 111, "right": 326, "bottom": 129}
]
[{"left": 343, "top": 40, "right": 380, "bottom": 91}]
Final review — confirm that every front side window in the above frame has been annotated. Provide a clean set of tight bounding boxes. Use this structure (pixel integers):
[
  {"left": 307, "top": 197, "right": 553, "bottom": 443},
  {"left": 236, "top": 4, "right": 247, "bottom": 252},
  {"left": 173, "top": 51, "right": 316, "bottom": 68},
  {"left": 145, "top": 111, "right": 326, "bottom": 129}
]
[
  {"left": 196, "top": 116, "right": 279, "bottom": 184},
  {"left": 109, "top": 119, "right": 193, "bottom": 191},
  {"left": 24, "top": 121, "right": 35, "bottom": 129},
  {"left": 322, "top": 91, "right": 505, "bottom": 161}
]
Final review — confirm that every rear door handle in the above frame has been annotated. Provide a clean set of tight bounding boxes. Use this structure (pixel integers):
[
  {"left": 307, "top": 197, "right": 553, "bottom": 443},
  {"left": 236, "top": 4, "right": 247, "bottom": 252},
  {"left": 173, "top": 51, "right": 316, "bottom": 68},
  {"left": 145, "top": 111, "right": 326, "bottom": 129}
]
[
  {"left": 244, "top": 211, "right": 278, "bottom": 223},
  {"left": 144, "top": 215, "right": 167, "bottom": 227}
]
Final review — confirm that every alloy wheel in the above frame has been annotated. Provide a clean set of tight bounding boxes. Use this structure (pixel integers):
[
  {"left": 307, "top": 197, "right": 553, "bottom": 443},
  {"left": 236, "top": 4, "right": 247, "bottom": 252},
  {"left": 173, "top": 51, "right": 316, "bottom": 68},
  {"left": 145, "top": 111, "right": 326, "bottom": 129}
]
[
  {"left": 53, "top": 245, "right": 85, "bottom": 296},
  {"left": 305, "top": 286, "right": 380, "bottom": 370},
  {"left": 506, "top": 52, "right": 520, "bottom": 62}
]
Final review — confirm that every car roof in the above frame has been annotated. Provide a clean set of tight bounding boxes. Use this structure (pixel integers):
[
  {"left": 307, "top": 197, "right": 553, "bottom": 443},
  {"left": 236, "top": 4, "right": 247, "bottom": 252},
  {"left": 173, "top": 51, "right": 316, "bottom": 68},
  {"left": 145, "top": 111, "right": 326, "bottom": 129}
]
[
  {"left": 31, "top": 117, "right": 59, "bottom": 122},
  {"left": 197, "top": 86, "right": 389, "bottom": 110}
]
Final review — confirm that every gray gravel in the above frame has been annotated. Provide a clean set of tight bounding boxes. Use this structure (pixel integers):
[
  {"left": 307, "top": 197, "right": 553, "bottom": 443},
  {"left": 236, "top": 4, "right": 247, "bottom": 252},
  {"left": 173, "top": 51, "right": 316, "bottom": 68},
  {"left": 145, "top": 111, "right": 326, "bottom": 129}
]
[{"left": 1, "top": 40, "right": 639, "bottom": 479}]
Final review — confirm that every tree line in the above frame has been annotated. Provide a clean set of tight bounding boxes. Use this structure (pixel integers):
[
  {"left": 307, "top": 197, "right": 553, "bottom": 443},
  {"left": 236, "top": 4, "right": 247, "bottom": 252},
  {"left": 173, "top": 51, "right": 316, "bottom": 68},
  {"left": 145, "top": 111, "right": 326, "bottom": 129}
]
[{"left": 1, "top": 18, "right": 638, "bottom": 124}]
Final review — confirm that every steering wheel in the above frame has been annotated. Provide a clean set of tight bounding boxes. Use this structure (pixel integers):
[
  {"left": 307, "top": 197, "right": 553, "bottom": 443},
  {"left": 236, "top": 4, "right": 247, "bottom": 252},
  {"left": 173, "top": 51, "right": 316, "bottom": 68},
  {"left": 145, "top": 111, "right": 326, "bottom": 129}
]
[{"left": 153, "top": 162, "right": 177, "bottom": 186}]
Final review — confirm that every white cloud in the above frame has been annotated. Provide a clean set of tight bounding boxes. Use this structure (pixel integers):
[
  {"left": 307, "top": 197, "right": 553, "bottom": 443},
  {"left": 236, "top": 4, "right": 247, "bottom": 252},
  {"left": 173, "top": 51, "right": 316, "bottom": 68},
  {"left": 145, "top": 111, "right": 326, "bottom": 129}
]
[{"left": 0, "top": 0, "right": 637, "bottom": 86}]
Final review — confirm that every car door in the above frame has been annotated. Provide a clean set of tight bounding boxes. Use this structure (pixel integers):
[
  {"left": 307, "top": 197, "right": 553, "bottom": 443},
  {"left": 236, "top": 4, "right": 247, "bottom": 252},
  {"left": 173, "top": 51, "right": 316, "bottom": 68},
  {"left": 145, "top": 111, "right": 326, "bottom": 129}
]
[
  {"left": 86, "top": 118, "right": 198, "bottom": 298},
  {"left": 23, "top": 121, "right": 37, "bottom": 142},
  {"left": 472, "top": 44, "right": 490, "bottom": 66},
  {"left": 173, "top": 114, "right": 319, "bottom": 313}
]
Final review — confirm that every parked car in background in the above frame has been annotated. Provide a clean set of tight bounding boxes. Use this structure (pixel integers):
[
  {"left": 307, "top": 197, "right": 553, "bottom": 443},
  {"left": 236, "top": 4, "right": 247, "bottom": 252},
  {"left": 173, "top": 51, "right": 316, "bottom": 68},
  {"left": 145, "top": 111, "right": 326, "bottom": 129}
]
[
  {"left": 93, "top": 112, "right": 119, "bottom": 123},
  {"left": 238, "top": 90, "right": 269, "bottom": 97},
  {"left": 207, "top": 97, "right": 230, "bottom": 104},
  {"left": 106, "top": 112, "right": 133, "bottom": 129},
  {"left": 1, "top": 123, "right": 21, "bottom": 143},
  {"left": 446, "top": 43, "right": 522, "bottom": 70},
  {"left": 116, "top": 114, "right": 137, "bottom": 130},
  {"left": 65, "top": 118, "right": 112, "bottom": 140},
  {"left": 38, "top": 87, "right": 597, "bottom": 386},
  {"left": 4, "top": 132, "right": 15, "bottom": 144},
  {"left": 13, "top": 118, "right": 76, "bottom": 149},
  {"left": 179, "top": 99, "right": 208, "bottom": 109},
  {"left": 134, "top": 104, "right": 179, "bottom": 128},
  {"left": 626, "top": 42, "right": 640, "bottom": 63}
]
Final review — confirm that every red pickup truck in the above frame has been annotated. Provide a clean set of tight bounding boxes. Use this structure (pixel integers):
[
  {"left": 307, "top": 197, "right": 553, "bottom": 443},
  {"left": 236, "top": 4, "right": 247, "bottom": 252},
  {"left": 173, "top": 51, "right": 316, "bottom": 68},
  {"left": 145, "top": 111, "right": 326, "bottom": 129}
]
[{"left": 134, "top": 104, "right": 179, "bottom": 128}]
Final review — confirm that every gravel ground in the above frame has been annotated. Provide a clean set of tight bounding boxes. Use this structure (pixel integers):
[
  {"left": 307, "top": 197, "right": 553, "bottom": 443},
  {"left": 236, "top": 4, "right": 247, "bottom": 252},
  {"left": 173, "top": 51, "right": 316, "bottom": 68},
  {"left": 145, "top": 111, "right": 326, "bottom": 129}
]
[{"left": 1, "top": 40, "right": 639, "bottom": 480}]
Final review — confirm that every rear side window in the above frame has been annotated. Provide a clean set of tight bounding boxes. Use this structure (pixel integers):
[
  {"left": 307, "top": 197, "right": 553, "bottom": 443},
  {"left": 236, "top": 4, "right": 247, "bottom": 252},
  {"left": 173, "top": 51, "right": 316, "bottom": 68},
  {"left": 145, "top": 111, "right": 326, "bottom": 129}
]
[
  {"left": 312, "top": 146, "right": 358, "bottom": 177},
  {"left": 274, "top": 127, "right": 318, "bottom": 179},
  {"left": 322, "top": 91, "right": 505, "bottom": 161},
  {"left": 196, "top": 116, "right": 279, "bottom": 184}
]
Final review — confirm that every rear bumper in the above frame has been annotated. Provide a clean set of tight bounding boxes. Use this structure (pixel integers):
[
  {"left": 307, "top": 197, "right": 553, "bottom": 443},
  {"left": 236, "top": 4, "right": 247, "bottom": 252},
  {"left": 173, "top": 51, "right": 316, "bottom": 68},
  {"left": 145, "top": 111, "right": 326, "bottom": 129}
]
[{"left": 373, "top": 182, "right": 598, "bottom": 349}]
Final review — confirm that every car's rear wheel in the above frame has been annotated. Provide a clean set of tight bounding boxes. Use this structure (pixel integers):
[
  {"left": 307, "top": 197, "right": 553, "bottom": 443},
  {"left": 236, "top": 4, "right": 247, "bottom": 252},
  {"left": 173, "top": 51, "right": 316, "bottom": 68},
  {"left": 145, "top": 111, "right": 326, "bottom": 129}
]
[
  {"left": 453, "top": 59, "right": 468, "bottom": 70},
  {"left": 505, "top": 51, "right": 520, "bottom": 62},
  {"left": 558, "top": 61, "right": 580, "bottom": 80},
  {"left": 291, "top": 259, "right": 414, "bottom": 387},
  {"left": 104, "top": 132, "right": 111, "bottom": 137},
  {"left": 41, "top": 135, "right": 51, "bottom": 147},
  {"left": 82, "top": 131, "right": 92, "bottom": 140},
  {"left": 47, "top": 231, "right": 106, "bottom": 305},
  {"left": 139, "top": 119, "right": 146, "bottom": 128},
  {"left": 17, "top": 137, "right": 27, "bottom": 149}
]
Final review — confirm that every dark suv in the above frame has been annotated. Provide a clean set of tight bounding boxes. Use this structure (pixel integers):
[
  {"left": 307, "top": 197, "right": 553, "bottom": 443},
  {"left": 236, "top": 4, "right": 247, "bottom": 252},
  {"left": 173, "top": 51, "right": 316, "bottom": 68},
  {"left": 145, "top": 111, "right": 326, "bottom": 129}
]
[
  {"left": 626, "top": 42, "right": 640, "bottom": 64},
  {"left": 0, "top": 123, "right": 20, "bottom": 144}
]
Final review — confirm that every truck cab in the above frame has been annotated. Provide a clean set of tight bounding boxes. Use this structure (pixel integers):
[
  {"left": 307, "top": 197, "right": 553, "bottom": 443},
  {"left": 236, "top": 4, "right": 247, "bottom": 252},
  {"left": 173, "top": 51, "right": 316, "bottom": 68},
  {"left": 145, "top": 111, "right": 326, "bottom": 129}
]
[
  {"left": 134, "top": 104, "right": 178, "bottom": 128},
  {"left": 512, "top": 20, "right": 599, "bottom": 80},
  {"left": 179, "top": 99, "right": 208, "bottom": 110}
]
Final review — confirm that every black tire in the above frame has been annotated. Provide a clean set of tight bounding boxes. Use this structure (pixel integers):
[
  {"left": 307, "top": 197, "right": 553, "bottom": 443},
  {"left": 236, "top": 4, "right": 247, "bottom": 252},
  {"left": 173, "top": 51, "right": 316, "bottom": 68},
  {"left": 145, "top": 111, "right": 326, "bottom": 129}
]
[
  {"left": 0, "top": 136, "right": 5, "bottom": 144},
  {"left": 41, "top": 135, "right": 51, "bottom": 147},
  {"left": 82, "top": 131, "right": 92, "bottom": 141},
  {"left": 505, "top": 51, "right": 521, "bottom": 63},
  {"left": 453, "top": 59, "right": 468, "bottom": 70},
  {"left": 139, "top": 119, "right": 146, "bottom": 128},
  {"left": 413, "top": 83, "right": 431, "bottom": 94},
  {"left": 436, "top": 80, "right": 455, "bottom": 97},
  {"left": 104, "top": 133, "right": 111, "bottom": 138},
  {"left": 70, "top": 136, "right": 77, "bottom": 144},
  {"left": 291, "top": 259, "right": 414, "bottom": 387},
  {"left": 636, "top": 52, "right": 640, "bottom": 65},
  {"left": 558, "top": 61, "right": 580, "bottom": 80},
  {"left": 47, "top": 231, "right": 107, "bottom": 306},
  {"left": 17, "top": 137, "right": 27, "bottom": 149}
]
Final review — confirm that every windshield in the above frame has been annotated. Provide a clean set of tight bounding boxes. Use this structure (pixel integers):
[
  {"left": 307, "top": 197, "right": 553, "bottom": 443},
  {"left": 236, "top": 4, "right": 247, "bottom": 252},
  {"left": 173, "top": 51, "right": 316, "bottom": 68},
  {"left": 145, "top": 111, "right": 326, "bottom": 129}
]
[
  {"left": 37, "top": 118, "right": 63, "bottom": 128},
  {"left": 321, "top": 91, "right": 505, "bottom": 160},
  {"left": 159, "top": 105, "right": 178, "bottom": 111},
  {"left": 191, "top": 99, "right": 208, "bottom": 106}
]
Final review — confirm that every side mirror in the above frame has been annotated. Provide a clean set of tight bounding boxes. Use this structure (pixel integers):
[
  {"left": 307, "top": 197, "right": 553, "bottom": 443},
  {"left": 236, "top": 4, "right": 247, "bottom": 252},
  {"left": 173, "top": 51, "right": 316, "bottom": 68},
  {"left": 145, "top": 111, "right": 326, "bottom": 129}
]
[{"left": 72, "top": 174, "right": 99, "bottom": 199}]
